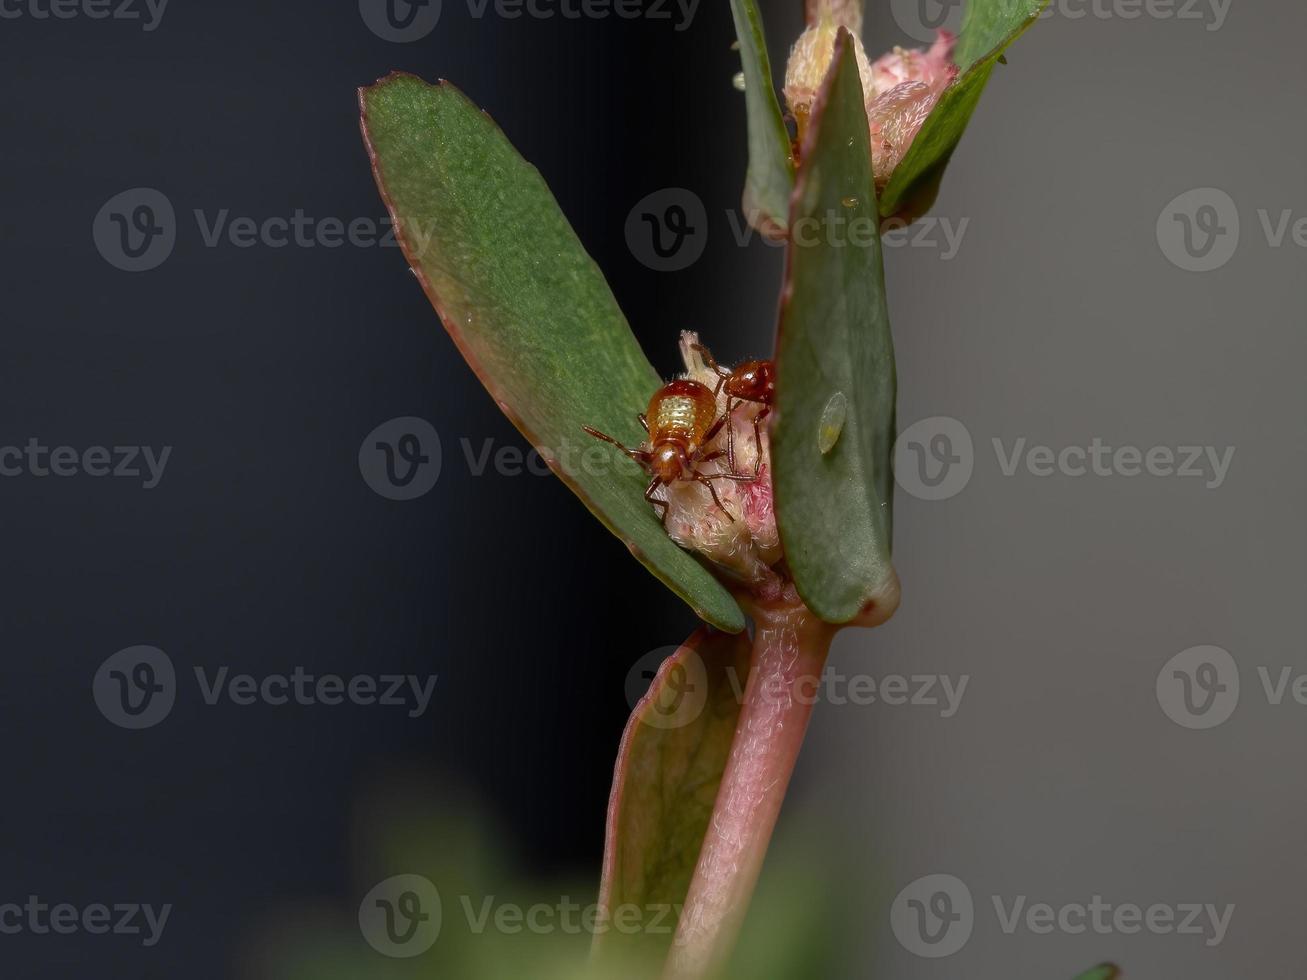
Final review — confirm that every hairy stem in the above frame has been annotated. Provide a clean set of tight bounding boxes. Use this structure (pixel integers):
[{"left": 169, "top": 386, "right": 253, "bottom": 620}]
[{"left": 663, "top": 591, "right": 835, "bottom": 980}]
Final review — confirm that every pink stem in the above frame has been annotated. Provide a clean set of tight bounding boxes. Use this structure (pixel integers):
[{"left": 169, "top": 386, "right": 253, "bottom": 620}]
[{"left": 663, "top": 595, "right": 835, "bottom": 980}]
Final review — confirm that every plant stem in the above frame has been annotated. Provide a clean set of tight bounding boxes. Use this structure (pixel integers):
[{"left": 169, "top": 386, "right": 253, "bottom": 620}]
[{"left": 663, "top": 591, "right": 836, "bottom": 980}]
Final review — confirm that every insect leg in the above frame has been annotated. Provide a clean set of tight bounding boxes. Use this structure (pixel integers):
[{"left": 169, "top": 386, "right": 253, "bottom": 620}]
[
  {"left": 644, "top": 477, "right": 669, "bottom": 525},
  {"left": 582, "top": 425, "right": 651, "bottom": 468},
  {"left": 749, "top": 406, "right": 771, "bottom": 478},
  {"left": 693, "top": 472, "right": 734, "bottom": 522},
  {"left": 724, "top": 396, "right": 740, "bottom": 474},
  {"left": 701, "top": 411, "right": 727, "bottom": 447},
  {"left": 691, "top": 343, "right": 730, "bottom": 394}
]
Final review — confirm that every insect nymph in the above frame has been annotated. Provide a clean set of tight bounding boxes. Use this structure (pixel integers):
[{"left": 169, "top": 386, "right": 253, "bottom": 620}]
[
  {"left": 583, "top": 378, "right": 749, "bottom": 524},
  {"left": 692, "top": 343, "right": 776, "bottom": 479}
]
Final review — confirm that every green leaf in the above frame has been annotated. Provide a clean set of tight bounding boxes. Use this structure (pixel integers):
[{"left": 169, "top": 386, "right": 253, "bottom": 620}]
[
  {"left": 359, "top": 73, "right": 744, "bottom": 634},
  {"left": 729, "top": 0, "right": 795, "bottom": 236},
  {"left": 593, "top": 627, "right": 752, "bottom": 972},
  {"left": 1073, "top": 966, "right": 1121, "bottom": 980},
  {"left": 771, "top": 30, "right": 896, "bottom": 625},
  {"left": 879, "top": 0, "right": 1049, "bottom": 220},
  {"left": 955, "top": 0, "right": 1047, "bottom": 69}
]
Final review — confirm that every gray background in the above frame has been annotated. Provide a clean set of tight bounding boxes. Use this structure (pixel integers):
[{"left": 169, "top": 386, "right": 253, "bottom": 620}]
[{"left": 788, "top": 1, "right": 1307, "bottom": 977}]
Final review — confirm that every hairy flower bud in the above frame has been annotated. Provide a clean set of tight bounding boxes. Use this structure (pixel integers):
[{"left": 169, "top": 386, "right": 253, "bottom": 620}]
[
  {"left": 783, "top": 7, "right": 958, "bottom": 188},
  {"left": 783, "top": 7, "right": 874, "bottom": 147},
  {"left": 865, "top": 32, "right": 958, "bottom": 184}
]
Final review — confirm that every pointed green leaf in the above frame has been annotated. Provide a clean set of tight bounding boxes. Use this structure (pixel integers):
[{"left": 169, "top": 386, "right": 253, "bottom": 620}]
[
  {"left": 772, "top": 31, "right": 896, "bottom": 624},
  {"left": 594, "top": 627, "right": 752, "bottom": 972},
  {"left": 955, "top": 0, "right": 1047, "bottom": 69},
  {"left": 729, "top": 0, "right": 795, "bottom": 236},
  {"left": 359, "top": 73, "right": 743, "bottom": 633},
  {"left": 879, "top": 0, "right": 1049, "bottom": 220}
]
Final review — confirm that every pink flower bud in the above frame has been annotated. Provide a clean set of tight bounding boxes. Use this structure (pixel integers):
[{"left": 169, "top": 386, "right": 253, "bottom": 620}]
[
  {"left": 783, "top": 18, "right": 958, "bottom": 188},
  {"left": 865, "top": 32, "right": 958, "bottom": 185}
]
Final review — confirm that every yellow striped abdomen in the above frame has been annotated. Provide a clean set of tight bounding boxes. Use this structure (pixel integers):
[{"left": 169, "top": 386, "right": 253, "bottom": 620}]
[{"left": 647, "top": 379, "right": 717, "bottom": 450}]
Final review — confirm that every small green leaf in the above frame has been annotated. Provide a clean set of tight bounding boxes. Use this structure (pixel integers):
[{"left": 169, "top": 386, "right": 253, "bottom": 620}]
[
  {"left": 1073, "top": 966, "right": 1121, "bottom": 980},
  {"left": 594, "top": 627, "right": 751, "bottom": 971},
  {"left": 879, "top": 0, "right": 1049, "bottom": 219},
  {"left": 772, "top": 31, "right": 896, "bottom": 624},
  {"left": 359, "top": 73, "right": 744, "bottom": 633},
  {"left": 729, "top": 0, "right": 795, "bottom": 236}
]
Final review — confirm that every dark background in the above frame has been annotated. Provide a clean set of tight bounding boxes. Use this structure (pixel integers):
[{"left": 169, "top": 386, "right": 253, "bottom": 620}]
[
  {"left": 2, "top": 0, "right": 1303, "bottom": 978},
  {"left": 1, "top": 1, "right": 800, "bottom": 977}
]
